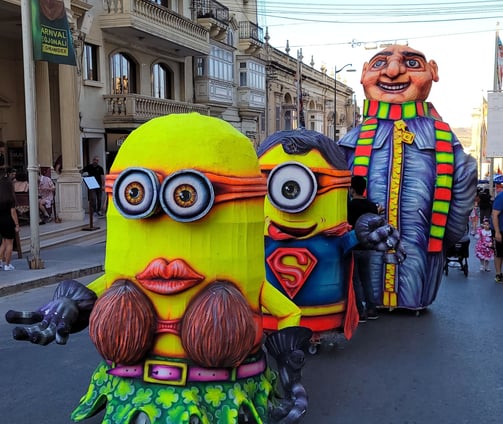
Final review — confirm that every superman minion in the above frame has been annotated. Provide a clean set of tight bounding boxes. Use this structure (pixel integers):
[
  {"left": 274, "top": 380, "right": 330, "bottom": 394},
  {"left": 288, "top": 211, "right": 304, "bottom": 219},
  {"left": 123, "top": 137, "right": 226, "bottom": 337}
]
[{"left": 258, "top": 129, "right": 359, "bottom": 340}]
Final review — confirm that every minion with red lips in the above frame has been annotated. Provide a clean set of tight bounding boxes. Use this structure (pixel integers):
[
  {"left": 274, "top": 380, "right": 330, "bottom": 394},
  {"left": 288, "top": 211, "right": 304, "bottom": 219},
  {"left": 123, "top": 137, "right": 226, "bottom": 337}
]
[
  {"left": 258, "top": 129, "right": 360, "bottom": 349},
  {"left": 6, "top": 114, "right": 312, "bottom": 424}
]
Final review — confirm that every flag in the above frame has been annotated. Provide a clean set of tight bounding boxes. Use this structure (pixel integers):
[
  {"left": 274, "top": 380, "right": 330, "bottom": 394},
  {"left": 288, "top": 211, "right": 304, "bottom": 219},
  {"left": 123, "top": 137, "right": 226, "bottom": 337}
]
[
  {"left": 31, "top": 0, "right": 76, "bottom": 66},
  {"left": 494, "top": 31, "right": 503, "bottom": 91},
  {"left": 480, "top": 101, "right": 487, "bottom": 166}
]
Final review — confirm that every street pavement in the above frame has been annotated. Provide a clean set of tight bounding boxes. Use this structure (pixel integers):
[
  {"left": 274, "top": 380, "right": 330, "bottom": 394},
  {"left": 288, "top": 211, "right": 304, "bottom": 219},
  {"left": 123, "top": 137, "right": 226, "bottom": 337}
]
[{"left": 1, "top": 234, "right": 503, "bottom": 422}]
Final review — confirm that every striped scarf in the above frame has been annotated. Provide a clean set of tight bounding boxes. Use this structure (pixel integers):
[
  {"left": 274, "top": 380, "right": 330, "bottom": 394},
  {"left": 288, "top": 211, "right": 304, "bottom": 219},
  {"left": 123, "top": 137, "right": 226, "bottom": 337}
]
[{"left": 353, "top": 100, "right": 454, "bottom": 253}]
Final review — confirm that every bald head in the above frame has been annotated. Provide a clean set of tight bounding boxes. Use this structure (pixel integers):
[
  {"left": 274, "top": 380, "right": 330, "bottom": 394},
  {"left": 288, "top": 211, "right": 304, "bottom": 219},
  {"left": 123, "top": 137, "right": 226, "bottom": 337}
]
[{"left": 361, "top": 44, "right": 439, "bottom": 103}]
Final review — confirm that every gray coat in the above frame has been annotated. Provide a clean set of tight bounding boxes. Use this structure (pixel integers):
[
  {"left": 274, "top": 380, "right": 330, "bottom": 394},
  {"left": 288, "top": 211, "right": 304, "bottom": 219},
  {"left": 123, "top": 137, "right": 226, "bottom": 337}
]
[{"left": 339, "top": 115, "right": 477, "bottom": 309}]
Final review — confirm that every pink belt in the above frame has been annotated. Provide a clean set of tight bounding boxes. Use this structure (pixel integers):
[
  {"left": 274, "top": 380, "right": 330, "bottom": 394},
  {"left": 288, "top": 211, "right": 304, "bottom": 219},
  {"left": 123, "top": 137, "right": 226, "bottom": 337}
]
[{"left": 106, "top": 354, "right": 267, "bottom": 386}]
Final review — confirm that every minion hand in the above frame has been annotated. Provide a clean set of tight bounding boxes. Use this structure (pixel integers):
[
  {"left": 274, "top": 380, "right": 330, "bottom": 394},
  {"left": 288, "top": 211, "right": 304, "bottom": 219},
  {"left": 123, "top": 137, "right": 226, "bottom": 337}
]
[
  {"left": 354, "top": 213, "right": 407, "bottom": 264},
  {"left": 265, "top": 326, "right": 312, "bottom": 424},
  {"left": 5, "top": 280, "right": 97, "bottom": 346}
]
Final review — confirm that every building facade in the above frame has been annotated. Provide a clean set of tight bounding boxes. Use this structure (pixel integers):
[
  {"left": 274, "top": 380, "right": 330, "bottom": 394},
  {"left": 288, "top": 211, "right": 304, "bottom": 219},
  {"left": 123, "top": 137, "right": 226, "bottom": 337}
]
[
  {"left": 0, "top": 0, "right": 356, "bottom": 220},
  {"left": 263, "top": 41, "right": 357, "bottom": 143},
  {"left": 467, "top": 99, "right": 502, "bottom": 182}
]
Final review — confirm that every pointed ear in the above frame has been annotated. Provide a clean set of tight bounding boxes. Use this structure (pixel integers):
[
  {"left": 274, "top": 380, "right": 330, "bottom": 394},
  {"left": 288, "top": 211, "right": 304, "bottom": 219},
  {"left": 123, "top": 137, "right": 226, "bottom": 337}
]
[
  {"left": 360, "top": 62, "right": 370, "bottom": 84},
  {"left": 428, "top": 60, "right": 439, "bottom": 82}
]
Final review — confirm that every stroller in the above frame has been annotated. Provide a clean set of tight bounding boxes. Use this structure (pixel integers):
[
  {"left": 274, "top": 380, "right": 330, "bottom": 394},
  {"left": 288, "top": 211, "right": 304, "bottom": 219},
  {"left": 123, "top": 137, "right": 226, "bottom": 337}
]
[{"left": 444, "top": 238, "right": 470, "bottom": 277}]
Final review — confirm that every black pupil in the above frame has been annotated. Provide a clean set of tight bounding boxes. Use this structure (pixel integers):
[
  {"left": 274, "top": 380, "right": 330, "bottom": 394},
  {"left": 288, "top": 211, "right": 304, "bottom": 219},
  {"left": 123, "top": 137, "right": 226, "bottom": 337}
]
[
  {"left": 179, "top": 189, "right": 192, "bottom": 202},
  {"left": 282, "top": 181, "right": 300, "bottom": 199},
  {"left": 129, "top": 187, "right": 139, "bottom": 198}
]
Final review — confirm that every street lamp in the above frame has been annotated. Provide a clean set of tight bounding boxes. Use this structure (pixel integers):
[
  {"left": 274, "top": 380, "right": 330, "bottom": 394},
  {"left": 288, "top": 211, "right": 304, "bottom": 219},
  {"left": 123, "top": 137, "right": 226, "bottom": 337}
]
[{"left": 334, "top": 63, "right": 356, "bottom": 140}]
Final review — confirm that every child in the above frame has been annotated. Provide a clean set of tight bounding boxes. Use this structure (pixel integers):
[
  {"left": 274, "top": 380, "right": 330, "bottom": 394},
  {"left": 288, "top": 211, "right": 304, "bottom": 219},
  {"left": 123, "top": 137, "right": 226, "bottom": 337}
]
[
  {"left": 469, "top": 197, "right": 479, "bottom": 235},
  {"left": 475, "top": 218, "right": 494, "bottom": 272}
]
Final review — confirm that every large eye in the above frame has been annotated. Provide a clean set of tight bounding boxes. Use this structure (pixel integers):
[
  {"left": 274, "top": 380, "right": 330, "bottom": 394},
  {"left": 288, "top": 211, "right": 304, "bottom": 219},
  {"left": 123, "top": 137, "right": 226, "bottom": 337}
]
[
  {"left": 113, "top": 168, "right": 159, "bottom": 218},
  {"left": 160, "top": 170, "right": 214, "bottom": 222},
  {"left": 267, "top": 162, "right": 317, "bottom": 213},
  {"left": 405, "top": 58, "right": 421, "bottom": 69},
  {"left": 371, "top": 58, "right": 387, "bottom": 69}
]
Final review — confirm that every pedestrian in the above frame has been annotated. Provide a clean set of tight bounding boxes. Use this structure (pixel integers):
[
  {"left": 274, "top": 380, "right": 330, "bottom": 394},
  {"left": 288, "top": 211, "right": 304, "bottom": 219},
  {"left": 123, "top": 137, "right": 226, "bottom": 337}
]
[
  {"left": 8, "top": 168, "right": 28, "bottom": 193},
  {"left": 0, "top": 176, "right": 20, "bottom": 271},
  {"left": 475, "top": 217, "right": 494, "bottom": 272},
  {"left": 347, "top": 175, "right": 382, "bottom": 322},
  {"left": 469, "top": 196, "right": 479, "bottom": 235},
  {"left": 492, "top": 182, "right": 503, "bottom": 283},
  {"left": 53, "top": 155, "right": 62, "bottom": 174},
  {"left": 11, "top": 169, "right": 29, "bottom": 193},
  {"left": 38, "top": 170, "right": 55, "bottom": 223},
  {"left": 478, "top": 187, "right": 492, "bottom": 222},
  {"left": 82, "top": 156, "right": 105, "bottom": 216}
]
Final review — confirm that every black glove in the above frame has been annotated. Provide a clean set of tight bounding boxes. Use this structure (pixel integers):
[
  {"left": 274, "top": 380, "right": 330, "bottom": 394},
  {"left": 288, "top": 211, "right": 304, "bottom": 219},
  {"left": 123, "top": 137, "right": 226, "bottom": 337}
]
[
  {"left": 265, "top": 326, "right": 312, "bottom": 424},
  {"left": 5, "top": 279, "right": 97, "bottom": 346},
  {"left": 354, "top": 213, "right": 407, "bottom": 264}
]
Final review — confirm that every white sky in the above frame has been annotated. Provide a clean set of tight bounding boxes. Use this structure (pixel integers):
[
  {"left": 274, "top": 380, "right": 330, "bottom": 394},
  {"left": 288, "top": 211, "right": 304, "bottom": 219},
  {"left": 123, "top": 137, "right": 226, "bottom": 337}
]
[{"left": 259, "top": 0, "right": 502, "bottom": 127}]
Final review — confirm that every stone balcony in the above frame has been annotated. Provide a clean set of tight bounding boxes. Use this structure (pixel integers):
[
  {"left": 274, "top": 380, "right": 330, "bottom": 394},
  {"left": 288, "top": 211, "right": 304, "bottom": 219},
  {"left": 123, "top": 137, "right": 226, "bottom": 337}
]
[
  {"left": 103, "top": 94, "right": 210, "bottom": 127},
  {"left": 100, "top": 0, "right": 210, "bottom": 56},
  {"left": 238, "top": 21, "right": 263, "bottom": 55},
  {"left": 195, "top": 0, "right": 230, "bottom": 42}
]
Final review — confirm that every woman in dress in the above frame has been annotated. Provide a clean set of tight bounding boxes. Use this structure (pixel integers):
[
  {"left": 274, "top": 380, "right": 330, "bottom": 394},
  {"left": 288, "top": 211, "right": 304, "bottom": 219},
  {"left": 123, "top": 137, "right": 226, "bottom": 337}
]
[{"left": 0, "top": 176, "right": 20, "bottom": 270}]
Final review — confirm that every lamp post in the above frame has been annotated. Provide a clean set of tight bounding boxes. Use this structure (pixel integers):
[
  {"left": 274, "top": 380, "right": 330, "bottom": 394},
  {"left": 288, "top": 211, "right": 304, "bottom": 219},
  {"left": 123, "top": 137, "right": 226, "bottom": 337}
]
[{"left": 334, "top": 63, "right": 356, "bottom": 140}]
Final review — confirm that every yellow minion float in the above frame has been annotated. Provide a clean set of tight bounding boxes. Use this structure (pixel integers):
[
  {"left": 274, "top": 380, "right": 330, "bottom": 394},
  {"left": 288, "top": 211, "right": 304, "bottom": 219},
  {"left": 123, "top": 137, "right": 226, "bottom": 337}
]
[
  {"left": 6, "top": 114, "right": 311, "bottom": 424},
  {"left": 257, "top": 129, "right": 359, "bottom": 352}
]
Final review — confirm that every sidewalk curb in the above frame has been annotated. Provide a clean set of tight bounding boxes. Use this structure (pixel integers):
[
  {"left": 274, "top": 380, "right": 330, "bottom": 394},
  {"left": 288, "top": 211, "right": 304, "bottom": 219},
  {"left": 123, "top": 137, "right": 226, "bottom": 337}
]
[{"left": 0, "top": 265, "right": 104, "bottom": 298}]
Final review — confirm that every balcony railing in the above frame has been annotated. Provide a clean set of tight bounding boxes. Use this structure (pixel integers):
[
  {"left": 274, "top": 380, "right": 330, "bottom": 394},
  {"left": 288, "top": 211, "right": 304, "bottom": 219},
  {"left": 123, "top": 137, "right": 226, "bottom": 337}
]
[
  {"left": 239, "top": 21, "right": 263, "bottom": 43},
  {"left": 238, "top": 21, "right": 263, "bottom": 55},
  {"left": 194, "top": 0, "right": 229, "bottom": 24},
  {"left": 101, "top": 0, "right": 209, "bottom": 53},
  {"left": 103, "top": 94, "right": 210, "bottom": 124}
]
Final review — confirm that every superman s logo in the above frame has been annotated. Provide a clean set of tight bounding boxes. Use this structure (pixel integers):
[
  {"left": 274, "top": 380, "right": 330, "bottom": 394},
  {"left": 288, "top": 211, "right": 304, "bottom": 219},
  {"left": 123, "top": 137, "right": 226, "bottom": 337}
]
[{"left": 266, "top": 247, "right": 318, "bottom": 299}]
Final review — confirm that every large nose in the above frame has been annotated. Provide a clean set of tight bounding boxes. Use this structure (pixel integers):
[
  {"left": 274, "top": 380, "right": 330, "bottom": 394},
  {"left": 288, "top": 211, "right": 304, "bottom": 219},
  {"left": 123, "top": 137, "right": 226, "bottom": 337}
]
[{"left": 383, "top": 58, "right": 405, "bottom": 79}]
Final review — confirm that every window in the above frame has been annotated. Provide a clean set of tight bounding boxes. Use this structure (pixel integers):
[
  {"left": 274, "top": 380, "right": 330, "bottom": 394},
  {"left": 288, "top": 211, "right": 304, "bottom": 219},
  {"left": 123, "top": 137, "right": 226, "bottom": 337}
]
[
  {"left": 196, "top": 47, "right": 233, "bottom": 81},
  {"left": 239, "top": 62, "right": 247, "bottom": 86},
  {"left": 152, "top": 63, "right": 172, "bottom": 99},
  {"left": 111, "top": 53, "right": 136, "bottom": 94},
  {"left": 83, "top": 43, "right": 98, "bottom": 81},
  {"left": 152, "top": 0, "right": 182, "bottom": 11},
  {"left": 226, "top": 30, "right": 234, "bottom": 47},
  {"left": 208, "top": 46, "right": 233, "bottom": 82},
  {"left": 196, "top": 57, "right": 205, "bottom": 77},
  {"left": 238, "top": 60, "right": 265, "bottom": 89},
  {"left": 284, "top": 110, "right": 292, "bottom": 130},
  {"left": 275, "top": 106, "right": 281, "bottom": 131},
  {"left": 153, "top": 0, "right": 169, "bottom": 7}
]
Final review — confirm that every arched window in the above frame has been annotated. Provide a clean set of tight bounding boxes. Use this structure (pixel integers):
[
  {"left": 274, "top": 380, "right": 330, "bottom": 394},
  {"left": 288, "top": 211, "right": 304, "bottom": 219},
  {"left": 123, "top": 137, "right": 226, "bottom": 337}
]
[
  {"left": 111, "top": 53, "right": 136, "bottom": 95},
  {"left": 152, "top": 63, "right": 173, "bottom": 99}
]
